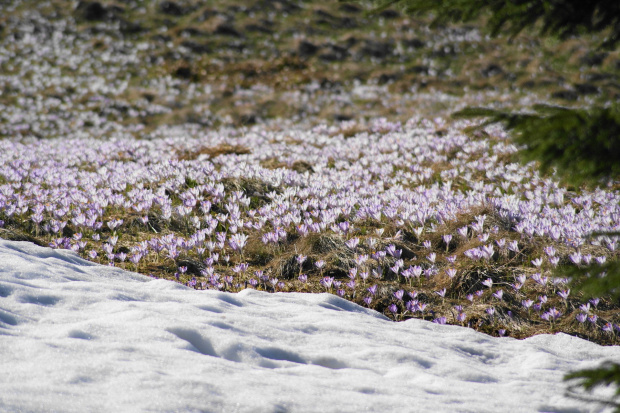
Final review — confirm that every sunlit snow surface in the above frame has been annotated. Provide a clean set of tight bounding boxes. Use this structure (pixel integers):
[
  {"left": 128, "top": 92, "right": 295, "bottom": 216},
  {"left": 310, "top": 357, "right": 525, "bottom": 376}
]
[{"left": 0, "top": 240, "right": 617, "bottom": 413}]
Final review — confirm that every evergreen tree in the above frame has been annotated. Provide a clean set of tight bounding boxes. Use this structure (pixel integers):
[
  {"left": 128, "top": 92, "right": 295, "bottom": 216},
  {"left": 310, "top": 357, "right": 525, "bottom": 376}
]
[{"left": 349, "top": 0, "right": 620, "bottom": 410}]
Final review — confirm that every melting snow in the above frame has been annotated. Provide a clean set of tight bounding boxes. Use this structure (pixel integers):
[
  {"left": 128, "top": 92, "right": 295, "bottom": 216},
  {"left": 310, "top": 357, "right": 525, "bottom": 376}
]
[{"left": 0, "top": 239, "right": 617, "bottom": 412}]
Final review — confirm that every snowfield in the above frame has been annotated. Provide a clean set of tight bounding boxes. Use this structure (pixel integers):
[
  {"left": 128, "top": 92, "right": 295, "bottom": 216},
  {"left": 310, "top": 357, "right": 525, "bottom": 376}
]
[{"left": 1, "top": 239, "right": 618, "bottom": 413}]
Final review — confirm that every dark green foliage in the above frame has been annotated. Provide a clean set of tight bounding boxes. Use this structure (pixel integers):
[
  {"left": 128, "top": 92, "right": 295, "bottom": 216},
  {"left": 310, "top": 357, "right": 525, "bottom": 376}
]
[
  {"left": 559, "top": 259, "right": 620, "bottom": 302},
  {"left": 453, "top": 104, "right": 620, "bottom": 187},
  {"left": 358, "top": 0, "right": 620, "bottom": 48},
  {"left": 564, "top": 362, "right": 620, "bottom": 411}
]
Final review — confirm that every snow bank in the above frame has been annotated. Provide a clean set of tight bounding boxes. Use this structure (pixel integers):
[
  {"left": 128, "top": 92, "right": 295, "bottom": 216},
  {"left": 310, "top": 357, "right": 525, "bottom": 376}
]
[{"left": 0, "top": 240, "right": 617, "bottom": 412}]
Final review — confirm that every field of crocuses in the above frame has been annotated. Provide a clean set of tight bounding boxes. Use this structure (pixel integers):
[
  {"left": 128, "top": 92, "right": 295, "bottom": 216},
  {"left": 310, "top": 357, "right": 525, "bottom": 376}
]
[{"left": 1, "top": 0, "right": 619, "bottom": 345}]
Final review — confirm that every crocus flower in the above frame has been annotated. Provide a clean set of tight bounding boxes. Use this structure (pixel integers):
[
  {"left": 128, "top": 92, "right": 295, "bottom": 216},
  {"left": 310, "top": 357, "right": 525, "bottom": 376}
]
[
  {"left": 557, "top": 289, "right": 570, "bottom": 300},
  {"left": 320, "top": 276, "right": 334, "bottom": 290},
  {"left": 531, "top": 258, "right": 543, "bottom": 267},
  {"left": 426, "top": 252, "right": 436, "bottom": 263}
]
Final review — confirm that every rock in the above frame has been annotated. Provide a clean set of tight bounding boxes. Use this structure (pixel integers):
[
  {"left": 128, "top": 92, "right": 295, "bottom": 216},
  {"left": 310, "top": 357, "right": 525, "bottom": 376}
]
[
  {"left": 151, "top": 34, "right": 172, "bottom": 43},
  {"left": 180, "top": 27, "right": 208, "bottom": 37},
  {"left": 379, "top": 9, "right": 400, "bottom": 19},
  {"left": 159, "top": 1, "right": 184, "bottom": 16},
  {"left": 339, "top": 3, "right": 361, "bottom": 13},
  {"left": 214, "top": 23, "right": 241, "bottom": 37},
  {"left": 174, "top": 66, "right": 193, "bottom": 79},
  {"left": 238, "top": 114, "right": 257, "bottom": 125},
  {"left": 119, "top": 19, "right": 143, "bottom": 35},
  {"left": 585, "top": 73, "right": 616, "bottom": 82},
  {"left": 334, "top": 114, "right": 352, "bottom": 122},
  {"left": 377, "top": 73, "right": 399, "bottom": 85},
  {"left": 250, "top": 0, "right": 300, "bottom": 14},
  {"left": 245, "top": 24, "right": 273, "bottom": 34},
  {"left": 319, "top": 44, "right": 348, "bottom": 62},
  {"left": 407, "top": 65, "right": 429, "bottom": 74},
  {"left": 481, "top": 64, "right": 503, "bottom": 78},
  {"left": 195, "top": 9, "right": 220, "bottom": 22},
  {"left": 360, "top": 40, "right": 393, "bottom": 59},
  {"left": 404, "top": 38, "right": 425, "bottom": 49},
  {"left": 574, "top": 83, "right": 600, "bottom": 95},
  {"left": 181, "top": 40, "right": 211, "bottom": 54},
  {"left": 314, "top": 9, "right": 335, "bottom": 20},
  {"left": 75, "top": 1, "right": 108, "bottom": 21},
  {"left": 551, "top": 90, "right": 579, "bottom": 101},
  {"left": 580, "top": 52, "right": 608, "bottom": 67},
  {"left": 298, "top": 41, "right": 320, "bottom": 58},
  {"left": 176, "top": 259, "right": 205, "bottom": 276}
]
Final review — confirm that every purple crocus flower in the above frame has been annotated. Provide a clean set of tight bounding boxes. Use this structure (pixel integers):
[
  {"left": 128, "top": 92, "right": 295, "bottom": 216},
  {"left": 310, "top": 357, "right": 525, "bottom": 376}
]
[
  {"left": 298, "top": 274, "right": 308, "bottom": 283},
  {"left": 435, "top": 288, "right": 446, "bottom": 298},
  {"left": 393, "top": 289, "right": 404, "bottom": 301},
  {"left": 388, "top": 304, "right": 398, "bottom": 315},
  {"left": 363, "top": 296, "right": 372, "bottom": 306},
  {"left": 345, "top": 237, "right": 360, "bottom": 250},
  {"left": 367, "top": 284, "right": 377, "bottom": 295},
  {"left": 426, "top": 252, "right": 436, "bottom": 263},
  {"left": 522, "top": 299, "right": 534, "bottom": 309},
  {"left": 320, "top": 276, "right": 334, "bottom": 290},
  {"left": 531, "top": 258, "right": 543, "bottom": 268},
  {"left": 492, "top": 289, "right": 504, "bottom": 301},
  {"left": 557, "top": 289, "right": 570, "bottom": 300},
  {"left": 433, "top": 317, "right": 447, "bottom": 325},
  {"left": 575, "top": 313, "right": 587, "bottom": 323}
]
